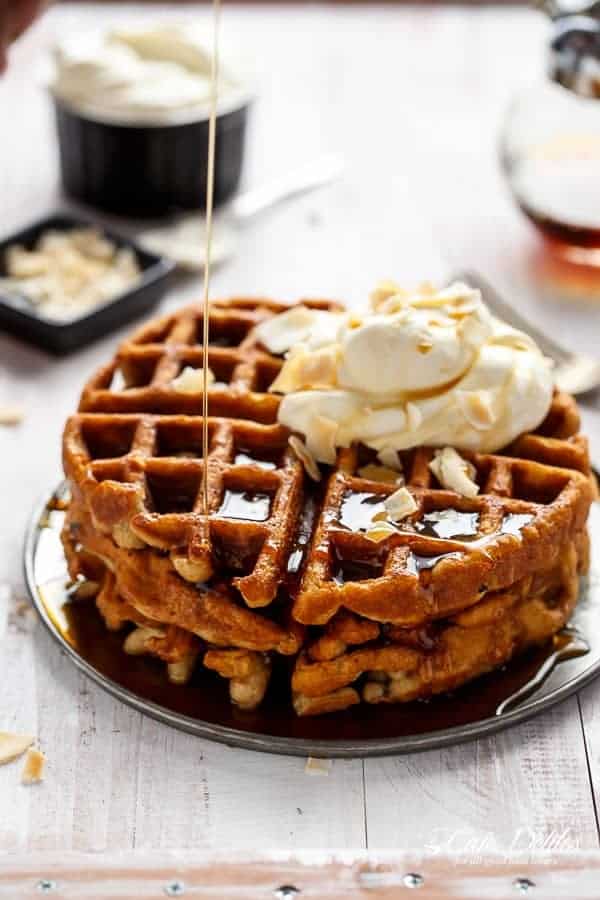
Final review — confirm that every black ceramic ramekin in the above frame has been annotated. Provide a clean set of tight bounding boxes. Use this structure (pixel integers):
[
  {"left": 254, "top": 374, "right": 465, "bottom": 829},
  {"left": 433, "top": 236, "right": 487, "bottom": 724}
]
[
  {"left": 0, "top": 213, "right": 174, "bottom": 354},
  {"left": 53, "top": 96, "right": 250, "bottom": 218}
]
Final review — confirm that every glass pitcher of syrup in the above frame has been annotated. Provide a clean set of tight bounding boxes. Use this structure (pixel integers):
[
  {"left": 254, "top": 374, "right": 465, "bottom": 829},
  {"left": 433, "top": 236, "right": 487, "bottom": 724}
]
[{"left": 501, "top": 3, "right": 600, "bottom": 265}]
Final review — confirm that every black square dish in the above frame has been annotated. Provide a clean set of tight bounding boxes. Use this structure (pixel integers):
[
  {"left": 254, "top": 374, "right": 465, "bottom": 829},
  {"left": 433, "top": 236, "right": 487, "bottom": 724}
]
[{"left": 0, "top": 213, "right": 175, "bottom": 354}]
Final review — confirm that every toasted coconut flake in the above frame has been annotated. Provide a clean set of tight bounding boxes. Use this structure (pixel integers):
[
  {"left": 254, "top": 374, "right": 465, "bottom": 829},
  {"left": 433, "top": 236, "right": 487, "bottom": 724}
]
[
  {"left": 358, "top": 464, "right": 402, "bottom": 485},
  {"left": 112, "top": 522, "right": 145, "bottom": 550},
  {"left": 0, "top": 732, "right": 34, "bottom": 765},
  {"left": 369, "top": 280, "right": 405, "bottom": 311},
  {"left": 0, "top": 405, "right": 24, "bottom": 426},
  {"left": 406, "top": 402, "right": 423, "bottom": 432},
  {"left": 307, "top": 415, "right": 338, "bottom": 465},
  {"left": 448, "top": 302, "right": 478, "bottom": 319},
  {"left": 270, "top": 346, "right": 339, "bottom": 395},
  {"left": 371, "top": 510, "right": 389, "bottom": 523},
  {"left": 377, "top": 448, "right": 403, "bottom": 472},
  {"left": 429, "top": 447, "right": 479, "bottom": 498},
  {"left": 171, "top": 365, "right": 215, "bottom": 394},
  {"left": 289, "top": 435, "right": 321, "bottom": 481},
  {"left": 456, "top": 390, "right": 495, "bottom": 430},
  {"left": 305, "top": 756, "right": 332, "bottom": 776},
  {"left": 268, "top": 353, "right": 305, "bottom": 394},
  {"left": 254, "top": 305, "right": 315, "bottom": 354},
  {"left": 384, "top": 486, "right": 418, "bottom": 522},
  {"left": 366, "top": 520, "right": 398, "bottom": 543},
  {"left": 21, "top": 748, "right": 45, "bottom": 784},
  {"left": 8, "top": 598, "right": 39, "bottom": 634}
]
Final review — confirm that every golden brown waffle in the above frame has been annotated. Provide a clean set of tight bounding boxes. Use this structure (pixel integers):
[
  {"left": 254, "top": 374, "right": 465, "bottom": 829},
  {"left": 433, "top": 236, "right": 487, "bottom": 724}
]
[
  {"left": 64, "top": 299, "right": 341, "bottom": 606},
  {"left": 63, "top": 497, "right": 304, "bottom": 657},
  {"left": 292, "top": 529, "right": 587, "bottom": 715},
  {"left": 63, "top": 498, "right": 290, "bottom": 707},
  {"left": 61, "top": 297, "right": 595, "bottom": 716},
  {"left": 64, "top": 414, "right": 306, "bottom": 605},
  {"left": 293, "top": 420, "right": 592, "bottom": 627},
  {"left": 78, "top": 298, "right": 341, "bottom": 422}
]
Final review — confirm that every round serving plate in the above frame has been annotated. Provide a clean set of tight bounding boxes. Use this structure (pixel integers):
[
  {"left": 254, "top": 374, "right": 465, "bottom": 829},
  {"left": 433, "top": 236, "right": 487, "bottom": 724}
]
[{"left": 24, "top": 482, "right": 600, "bottom": 758}]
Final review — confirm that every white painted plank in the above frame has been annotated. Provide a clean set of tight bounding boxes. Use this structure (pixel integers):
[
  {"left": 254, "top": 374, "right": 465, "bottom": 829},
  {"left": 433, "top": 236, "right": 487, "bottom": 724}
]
[
  {"left": 365, "top": 701, "right": 598, "bottom": 854},
  {"left": 9, "top": 629, "right": 364, "bottom": 852},
  {"left": 131, "top": 720, "right": 364, "bottom": 850},
  {"left": 0, "top": 589, "right": 37, "bottom": 851}
]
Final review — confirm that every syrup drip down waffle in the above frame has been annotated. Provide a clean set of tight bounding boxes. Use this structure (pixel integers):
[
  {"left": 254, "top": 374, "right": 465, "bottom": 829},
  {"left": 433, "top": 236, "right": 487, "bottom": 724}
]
[{"left": 62, "top": 299, "right": 595, "bottom": 715}]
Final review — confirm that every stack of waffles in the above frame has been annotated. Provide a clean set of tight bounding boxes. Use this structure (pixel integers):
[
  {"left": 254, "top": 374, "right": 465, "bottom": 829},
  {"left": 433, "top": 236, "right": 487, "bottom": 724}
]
[{"left": 62, "top": 299, "right": 595, "bottom": 716}]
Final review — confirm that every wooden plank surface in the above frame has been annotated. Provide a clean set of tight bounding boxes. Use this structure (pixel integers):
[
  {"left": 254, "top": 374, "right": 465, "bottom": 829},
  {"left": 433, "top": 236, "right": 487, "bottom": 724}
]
[
  {"left": 2, "top": 851, "right": 600, "bottom": 899},
  {"left": 1, "top": 3, "right": 600, "bottom": 855}
]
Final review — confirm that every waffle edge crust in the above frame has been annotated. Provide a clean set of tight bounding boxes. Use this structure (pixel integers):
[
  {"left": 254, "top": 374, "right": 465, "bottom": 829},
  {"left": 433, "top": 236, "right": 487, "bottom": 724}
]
[{"left": 61, "top": 299, "right": 595, "bottom": 716}]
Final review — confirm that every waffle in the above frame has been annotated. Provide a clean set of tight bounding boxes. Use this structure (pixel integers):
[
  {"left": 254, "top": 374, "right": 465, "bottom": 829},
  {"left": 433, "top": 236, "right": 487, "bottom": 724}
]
[
  {"left": 63, "top": 497, "right": 304, "bottom": 656},
  {"left": 292, "top": 529, "right": 587, "bottom": 714},
  {"left": 64, "top": 298, "right": 340, "bottom": 603},
  {"left": 61, "top": 297, "right": 595, "bottom": 715},
  {"left": 293, "top": 438, "right": 591, "bottom": 627}
]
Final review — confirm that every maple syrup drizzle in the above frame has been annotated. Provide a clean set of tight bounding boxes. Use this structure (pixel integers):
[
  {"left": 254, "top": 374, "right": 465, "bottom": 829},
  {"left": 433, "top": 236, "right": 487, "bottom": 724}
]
[
  {"left": 201, "top": 0, "right": 222, "bottom": 518},
  {"left": 234, "top": 451, "right": 277, "bottom": 471},
  {"left": 414, "top": 509, "right": 480, "bottom": 541},
  {"left": 407, "top": 551, "right": 463, "bottom": 573},
  {"left": 218, "top": 490, "right": 271, "bottom": 522},
  {"left": 339, "top": 492, "right": 386, "bottom": 532},
  {"left": 285, "top": 496, "right": 318, "bottom": 584},
  {"left": 500, "top": 513, "right": 534, "bottom": 536}
]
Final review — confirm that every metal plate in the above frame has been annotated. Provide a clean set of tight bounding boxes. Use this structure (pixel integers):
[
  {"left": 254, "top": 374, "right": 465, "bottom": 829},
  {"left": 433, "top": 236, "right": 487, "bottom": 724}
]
[{"left": 24, "top": 483, "right": 600, "bottom": 758}]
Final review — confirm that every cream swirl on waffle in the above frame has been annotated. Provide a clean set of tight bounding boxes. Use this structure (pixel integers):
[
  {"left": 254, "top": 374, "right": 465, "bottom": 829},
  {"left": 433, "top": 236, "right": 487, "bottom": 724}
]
[{"left": 255, "top": 281, "right": 554, "bottom": 463}]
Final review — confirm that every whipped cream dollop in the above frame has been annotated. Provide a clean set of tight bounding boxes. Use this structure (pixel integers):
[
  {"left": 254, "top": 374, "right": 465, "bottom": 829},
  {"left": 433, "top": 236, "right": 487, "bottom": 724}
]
[
  {"left": 254, "top": 282, "right": 554, "bottom": 463},
  {"left": 52, "top": 24, "right": 245, "bottom": 124}
]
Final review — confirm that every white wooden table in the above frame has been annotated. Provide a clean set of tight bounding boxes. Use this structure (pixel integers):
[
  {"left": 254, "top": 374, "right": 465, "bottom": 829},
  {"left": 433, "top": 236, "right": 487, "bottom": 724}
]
[{"left": 2, "top": 3, "right": 600, "bottom": 856}]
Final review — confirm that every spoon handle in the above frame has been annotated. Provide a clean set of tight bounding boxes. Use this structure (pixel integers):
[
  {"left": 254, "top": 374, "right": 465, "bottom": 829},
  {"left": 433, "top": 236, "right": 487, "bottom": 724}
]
[{"left": 230, "top": 155, "right": 343, "bottom": 223}]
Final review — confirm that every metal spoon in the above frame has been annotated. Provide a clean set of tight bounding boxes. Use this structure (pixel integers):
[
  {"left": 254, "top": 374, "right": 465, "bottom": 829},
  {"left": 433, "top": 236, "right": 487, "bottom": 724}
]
[
  {"left": 138, "top": 154, "right": 343, "bottom": 272},
  {"left": 495, "top": 627, "right": 590, "bottom": 716}
]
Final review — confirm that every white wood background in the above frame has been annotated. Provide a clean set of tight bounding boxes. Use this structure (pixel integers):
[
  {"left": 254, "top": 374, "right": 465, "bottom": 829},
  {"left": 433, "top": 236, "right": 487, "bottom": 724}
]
[{"left": 2, "top": 2, "right": 600, "bottom": 855}]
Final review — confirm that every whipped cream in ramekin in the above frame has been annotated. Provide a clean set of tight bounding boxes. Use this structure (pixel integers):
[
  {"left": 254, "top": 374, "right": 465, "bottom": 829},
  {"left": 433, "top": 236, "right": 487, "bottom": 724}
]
[
  {"left": 254, "top": 282, "right": 554, "bottom": 463},
  {"left": 52, "top": 23, "right": 247, "bottom": 125}
]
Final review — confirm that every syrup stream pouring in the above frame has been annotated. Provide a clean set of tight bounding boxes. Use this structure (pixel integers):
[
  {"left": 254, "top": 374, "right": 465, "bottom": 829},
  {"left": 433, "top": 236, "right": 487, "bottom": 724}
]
[{"left": 201, "top": 0, "right": 221, "bottom": 517}]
